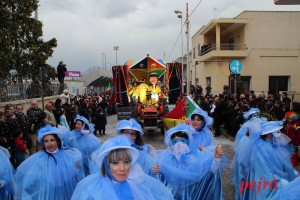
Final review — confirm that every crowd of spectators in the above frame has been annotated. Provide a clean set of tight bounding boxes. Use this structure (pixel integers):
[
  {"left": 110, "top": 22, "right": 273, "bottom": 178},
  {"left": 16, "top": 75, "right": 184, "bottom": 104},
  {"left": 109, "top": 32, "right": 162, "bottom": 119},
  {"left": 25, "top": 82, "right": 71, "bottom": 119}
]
[
  {"left": 0, "top": 90, "right": 114, "bottom": 168},
  {"left": 200, "top": 43, "right": 213, "bottom": 55},
  {"left": 187, "top": 85, "right": 298, "bottom": 139}
]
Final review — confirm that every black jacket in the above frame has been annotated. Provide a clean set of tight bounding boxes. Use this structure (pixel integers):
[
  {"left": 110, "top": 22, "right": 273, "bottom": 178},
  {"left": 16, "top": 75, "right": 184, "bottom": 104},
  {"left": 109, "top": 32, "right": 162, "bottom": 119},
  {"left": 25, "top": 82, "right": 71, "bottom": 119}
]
[{"left": 57, "top": 64, "right": 67, "bottom": 78}]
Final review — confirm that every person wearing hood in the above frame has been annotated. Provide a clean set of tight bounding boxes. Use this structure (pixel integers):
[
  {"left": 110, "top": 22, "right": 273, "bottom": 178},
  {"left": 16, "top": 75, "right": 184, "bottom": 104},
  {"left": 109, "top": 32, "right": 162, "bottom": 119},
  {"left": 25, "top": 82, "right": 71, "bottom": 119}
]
[
  {"left": 234, "top": 108, "right": 267, "bottom": 150},
  {"left": 14, "top": 125, "right": 83, "bottom": 200},
  {"left": 231, "top": 122, "right": 263, "bottom": 200},
  {"left": 66, "top": 115, "right": 101, "bottom": 176},
  {"left": 240, "top": 121, "right": 298, "bottom": 200},
  {"left": 71, "top": 135, "right": 174, "bottom": 200},
  {"left": 153, "top": 123, "right": 227, "bottom": 200},
  {"left": 0, "top": 146, "right": 14, "bottom": 200},
  {"left": 115, "top": 118, "right": 156, "bottom": 175},
  {"left": 188, "top": 108, "right": 214, "bottom": 151}
]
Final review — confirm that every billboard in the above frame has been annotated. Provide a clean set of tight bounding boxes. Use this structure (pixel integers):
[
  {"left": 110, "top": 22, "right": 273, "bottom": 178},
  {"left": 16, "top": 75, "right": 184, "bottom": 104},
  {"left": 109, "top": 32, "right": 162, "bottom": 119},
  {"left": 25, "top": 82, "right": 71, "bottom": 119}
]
[{"left": 65, "top": 71, "right": 81, "bottom": 77}]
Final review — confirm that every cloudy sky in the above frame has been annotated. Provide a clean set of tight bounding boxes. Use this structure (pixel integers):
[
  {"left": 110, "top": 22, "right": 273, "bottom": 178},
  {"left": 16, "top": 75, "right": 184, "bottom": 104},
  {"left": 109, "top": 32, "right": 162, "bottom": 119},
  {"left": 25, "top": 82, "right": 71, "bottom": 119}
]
[{"left": 38, "top": 0, "right": 300, "bottom": 72}]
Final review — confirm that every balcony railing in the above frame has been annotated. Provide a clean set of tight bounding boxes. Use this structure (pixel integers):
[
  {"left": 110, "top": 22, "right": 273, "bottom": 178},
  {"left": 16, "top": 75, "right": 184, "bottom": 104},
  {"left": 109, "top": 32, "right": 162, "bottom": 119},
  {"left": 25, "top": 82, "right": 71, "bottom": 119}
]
[{"left": 200, "top": 43, "right": 247, "bottom": 56}]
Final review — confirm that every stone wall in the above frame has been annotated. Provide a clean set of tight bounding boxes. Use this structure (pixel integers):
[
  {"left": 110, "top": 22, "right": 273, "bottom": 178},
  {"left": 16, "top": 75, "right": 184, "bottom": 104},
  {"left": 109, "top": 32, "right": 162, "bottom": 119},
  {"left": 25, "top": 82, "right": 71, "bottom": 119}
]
[{"left": 0, "top": 96, "right": 60, "bottom": 112}]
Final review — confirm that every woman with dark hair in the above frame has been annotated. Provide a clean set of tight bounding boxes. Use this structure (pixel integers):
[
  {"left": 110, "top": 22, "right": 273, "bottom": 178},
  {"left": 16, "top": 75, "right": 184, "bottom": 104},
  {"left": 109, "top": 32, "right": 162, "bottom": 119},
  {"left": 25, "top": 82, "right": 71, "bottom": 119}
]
[
  {"left": 14, "top": 125, "right": 84, "bottom": 199},
  {"left": 115, "top": 118, "right": 156, "bottom": 175},
  {"left": 188, "top": 108, "right": 214, "bottom": 151},
  {"left": 71, "top": 136, "right": 173, "bottom": 200},
  {"left": 66, "top": 115, "right": 101, "bottom": 176}
]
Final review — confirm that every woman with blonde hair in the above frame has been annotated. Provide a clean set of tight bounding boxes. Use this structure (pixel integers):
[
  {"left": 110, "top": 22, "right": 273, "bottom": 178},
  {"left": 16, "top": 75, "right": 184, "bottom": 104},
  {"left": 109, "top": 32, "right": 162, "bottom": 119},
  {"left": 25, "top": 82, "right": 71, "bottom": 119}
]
[{"left": 72, "top": 135, "right": 173, "bottom": 200}]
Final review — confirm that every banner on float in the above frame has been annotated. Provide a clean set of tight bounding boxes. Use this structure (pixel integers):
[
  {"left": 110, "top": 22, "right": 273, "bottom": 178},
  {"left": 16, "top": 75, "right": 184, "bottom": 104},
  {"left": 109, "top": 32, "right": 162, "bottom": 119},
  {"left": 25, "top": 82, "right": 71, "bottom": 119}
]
[{"left": 65, "top": 71, "right": 81, "bottom": 77}]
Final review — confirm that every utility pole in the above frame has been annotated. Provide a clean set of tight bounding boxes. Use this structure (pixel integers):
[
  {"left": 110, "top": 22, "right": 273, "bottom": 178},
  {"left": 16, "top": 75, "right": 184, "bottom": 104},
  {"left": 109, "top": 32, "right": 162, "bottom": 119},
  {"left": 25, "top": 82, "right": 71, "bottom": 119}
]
[{"left": 186, "top": 3, "right": 190, "bottom": 95}]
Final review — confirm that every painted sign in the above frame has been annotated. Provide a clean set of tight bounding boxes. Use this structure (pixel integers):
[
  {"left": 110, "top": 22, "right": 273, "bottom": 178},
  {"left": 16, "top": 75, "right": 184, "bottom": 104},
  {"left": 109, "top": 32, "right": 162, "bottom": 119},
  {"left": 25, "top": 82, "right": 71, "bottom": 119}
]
[
  {"left": 229, "top": 60, "right": 242, "bottom": 74},
  {"left": 65, "top": 71, "right": 81, "bottom": 77}
]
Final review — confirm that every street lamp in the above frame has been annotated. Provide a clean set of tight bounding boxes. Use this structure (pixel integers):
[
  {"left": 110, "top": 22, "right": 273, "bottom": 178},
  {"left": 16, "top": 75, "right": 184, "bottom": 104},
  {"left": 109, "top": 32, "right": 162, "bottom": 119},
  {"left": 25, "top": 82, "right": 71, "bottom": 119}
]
[
  {"left": 174, "top": 10, "right": 184, "bottom": 95},
  {"left": 113, "top": 46, "right": 119, "bottom": 66}
]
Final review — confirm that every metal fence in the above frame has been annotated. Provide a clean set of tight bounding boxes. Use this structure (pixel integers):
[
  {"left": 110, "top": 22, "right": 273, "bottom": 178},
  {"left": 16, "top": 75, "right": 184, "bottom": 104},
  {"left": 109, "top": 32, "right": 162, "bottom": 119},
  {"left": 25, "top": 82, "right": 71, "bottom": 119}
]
[{"left": 0, "top": 81, "right": 62, "bottom": 103}]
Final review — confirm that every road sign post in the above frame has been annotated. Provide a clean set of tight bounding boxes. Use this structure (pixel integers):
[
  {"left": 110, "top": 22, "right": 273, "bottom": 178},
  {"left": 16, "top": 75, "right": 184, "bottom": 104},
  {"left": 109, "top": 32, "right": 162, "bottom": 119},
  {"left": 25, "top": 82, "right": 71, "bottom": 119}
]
[
  {"left": 234, "top": 74, "right": 237, "bottom": 98},
  {"left": 229, "top": 60, "right": 242, "bottom": 98}
]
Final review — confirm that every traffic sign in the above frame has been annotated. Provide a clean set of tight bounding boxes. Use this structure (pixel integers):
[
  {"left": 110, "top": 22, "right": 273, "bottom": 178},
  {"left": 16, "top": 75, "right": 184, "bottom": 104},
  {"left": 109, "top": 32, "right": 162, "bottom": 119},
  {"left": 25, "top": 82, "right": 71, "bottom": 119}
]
[{"left": 229, "top": 60, "right": 242, "bottom": 74}]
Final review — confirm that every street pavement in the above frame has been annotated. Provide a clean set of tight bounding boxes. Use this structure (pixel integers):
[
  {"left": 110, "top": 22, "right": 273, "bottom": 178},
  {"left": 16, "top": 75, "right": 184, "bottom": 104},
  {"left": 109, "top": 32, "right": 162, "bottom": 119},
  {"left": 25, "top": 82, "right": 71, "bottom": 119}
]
[{"left": 98, "top": 114, "right": 236, "bottom": 200}]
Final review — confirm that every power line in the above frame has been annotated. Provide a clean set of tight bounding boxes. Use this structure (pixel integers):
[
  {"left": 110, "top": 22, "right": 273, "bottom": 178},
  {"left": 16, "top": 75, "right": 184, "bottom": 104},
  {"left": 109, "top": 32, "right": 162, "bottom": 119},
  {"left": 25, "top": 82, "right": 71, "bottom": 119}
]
[
  {"left": 167, "top": 21, "right": 186, "bottom": 61},
  {"left": 189, "top": 0, "right": 205, "bottom": 18},
  {"left": 167, "top": 0, "right": 204, "bottom": 61}
]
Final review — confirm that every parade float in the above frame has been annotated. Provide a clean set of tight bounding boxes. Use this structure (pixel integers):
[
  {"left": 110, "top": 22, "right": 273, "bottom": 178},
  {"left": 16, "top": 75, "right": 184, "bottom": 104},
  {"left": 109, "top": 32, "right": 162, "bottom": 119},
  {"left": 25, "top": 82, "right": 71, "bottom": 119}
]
[{"left": 109, "top": 54, "right": 184, "bottom": 134}]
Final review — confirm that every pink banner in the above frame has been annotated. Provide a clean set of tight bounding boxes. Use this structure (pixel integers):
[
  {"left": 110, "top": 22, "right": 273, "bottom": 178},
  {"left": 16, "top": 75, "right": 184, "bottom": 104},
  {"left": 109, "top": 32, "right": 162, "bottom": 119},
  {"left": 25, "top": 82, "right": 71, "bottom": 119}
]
[{"left": 65, "top": 71, "right": 81, "bottom": 77}]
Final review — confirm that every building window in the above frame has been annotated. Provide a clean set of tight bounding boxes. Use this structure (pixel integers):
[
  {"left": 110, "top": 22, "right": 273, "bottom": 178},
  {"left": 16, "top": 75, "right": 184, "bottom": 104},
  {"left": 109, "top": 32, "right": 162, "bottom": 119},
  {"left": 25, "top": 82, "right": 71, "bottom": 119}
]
[
  {"left": 198, "top": 44, "right": 201, "bottom": 56},
  {"left": 193, "top": 47, "right": 195, "bottom": 58},
  {"left": 269, "top": 76, "right": 289, "bottom": 99},
  {"left": 206, "top": 77, "right": 211, "bottom": 86},
  {"left": 229, "top": 75, "right": 250, "bottom": 96}
]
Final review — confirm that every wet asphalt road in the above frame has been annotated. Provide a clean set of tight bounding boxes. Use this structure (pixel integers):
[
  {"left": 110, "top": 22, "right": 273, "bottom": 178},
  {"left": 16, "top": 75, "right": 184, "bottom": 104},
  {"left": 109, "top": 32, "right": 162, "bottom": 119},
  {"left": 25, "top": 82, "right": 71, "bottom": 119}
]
[{"left": 99, "top": 114, "right": 236, "bottom": 200}]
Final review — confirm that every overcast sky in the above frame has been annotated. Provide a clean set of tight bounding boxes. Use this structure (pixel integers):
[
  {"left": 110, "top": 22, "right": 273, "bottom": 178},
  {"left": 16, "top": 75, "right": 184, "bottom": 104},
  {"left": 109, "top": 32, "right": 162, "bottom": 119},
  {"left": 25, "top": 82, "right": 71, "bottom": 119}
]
[{"left": 38, "top": 0, "right": 300, "bottom": 72}]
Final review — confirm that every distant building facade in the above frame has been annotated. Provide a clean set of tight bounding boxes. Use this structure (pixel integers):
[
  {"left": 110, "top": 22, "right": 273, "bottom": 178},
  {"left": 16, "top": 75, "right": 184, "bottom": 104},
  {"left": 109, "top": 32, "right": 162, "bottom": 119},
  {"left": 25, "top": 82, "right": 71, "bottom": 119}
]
[{"left": 191, "top": 11, "right": 300, "bottom": 100}]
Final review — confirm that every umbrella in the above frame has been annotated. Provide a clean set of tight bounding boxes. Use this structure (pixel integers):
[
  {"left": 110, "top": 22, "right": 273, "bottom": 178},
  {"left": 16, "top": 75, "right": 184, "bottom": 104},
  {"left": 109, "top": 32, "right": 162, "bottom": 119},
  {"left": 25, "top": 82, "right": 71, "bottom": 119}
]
[
  {"left": 124, "top": 59, "right": 136, "bottom": 68},
  {"left": 129, "top": 56, "right": 166, "bottom": 82},
  {"left": 129, "top": 57, "right": 148, "bottom": 81},
  {"left": 157, "top": 59, "right": 166, "bottom": 66},
  {"left": 148, "top": 57, "right": 166, "bottom": 78}
]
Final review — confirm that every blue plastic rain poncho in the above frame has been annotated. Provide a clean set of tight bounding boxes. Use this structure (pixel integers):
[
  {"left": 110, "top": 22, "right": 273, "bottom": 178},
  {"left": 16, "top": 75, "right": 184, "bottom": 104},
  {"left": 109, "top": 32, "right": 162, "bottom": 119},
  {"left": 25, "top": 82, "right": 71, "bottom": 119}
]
[
  {"left": 240, "top": 121, "right": 298, "bottom": 200},
  {"left": 67, "top": 115, "right": 101, "bottom": 176},
  {"left": 157, "top": 123, "right": 227, "bottom": 200},
  {"left": 231, "top": 122, "right": 263, "bottom": 200},
  {"left": 14, "top": 125, "right": 84, "bottom": 200},
  {"left": 188, "top": 108, "right": 214, "bottom": 150},
  {"left": 0, "top": 146, "right": 14, "bottom": 200},
  {"left": 279, "top": 176, "right": 300, "bottom": 200},
  {"left": 72, "top": 135, "right": 174, "bottom": 200},
  {"left": 234, "top": 108, "right": 267, "bottom": 150},
  {"left": 115, "top": 118, "right": 156, "bottom": 175}
]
